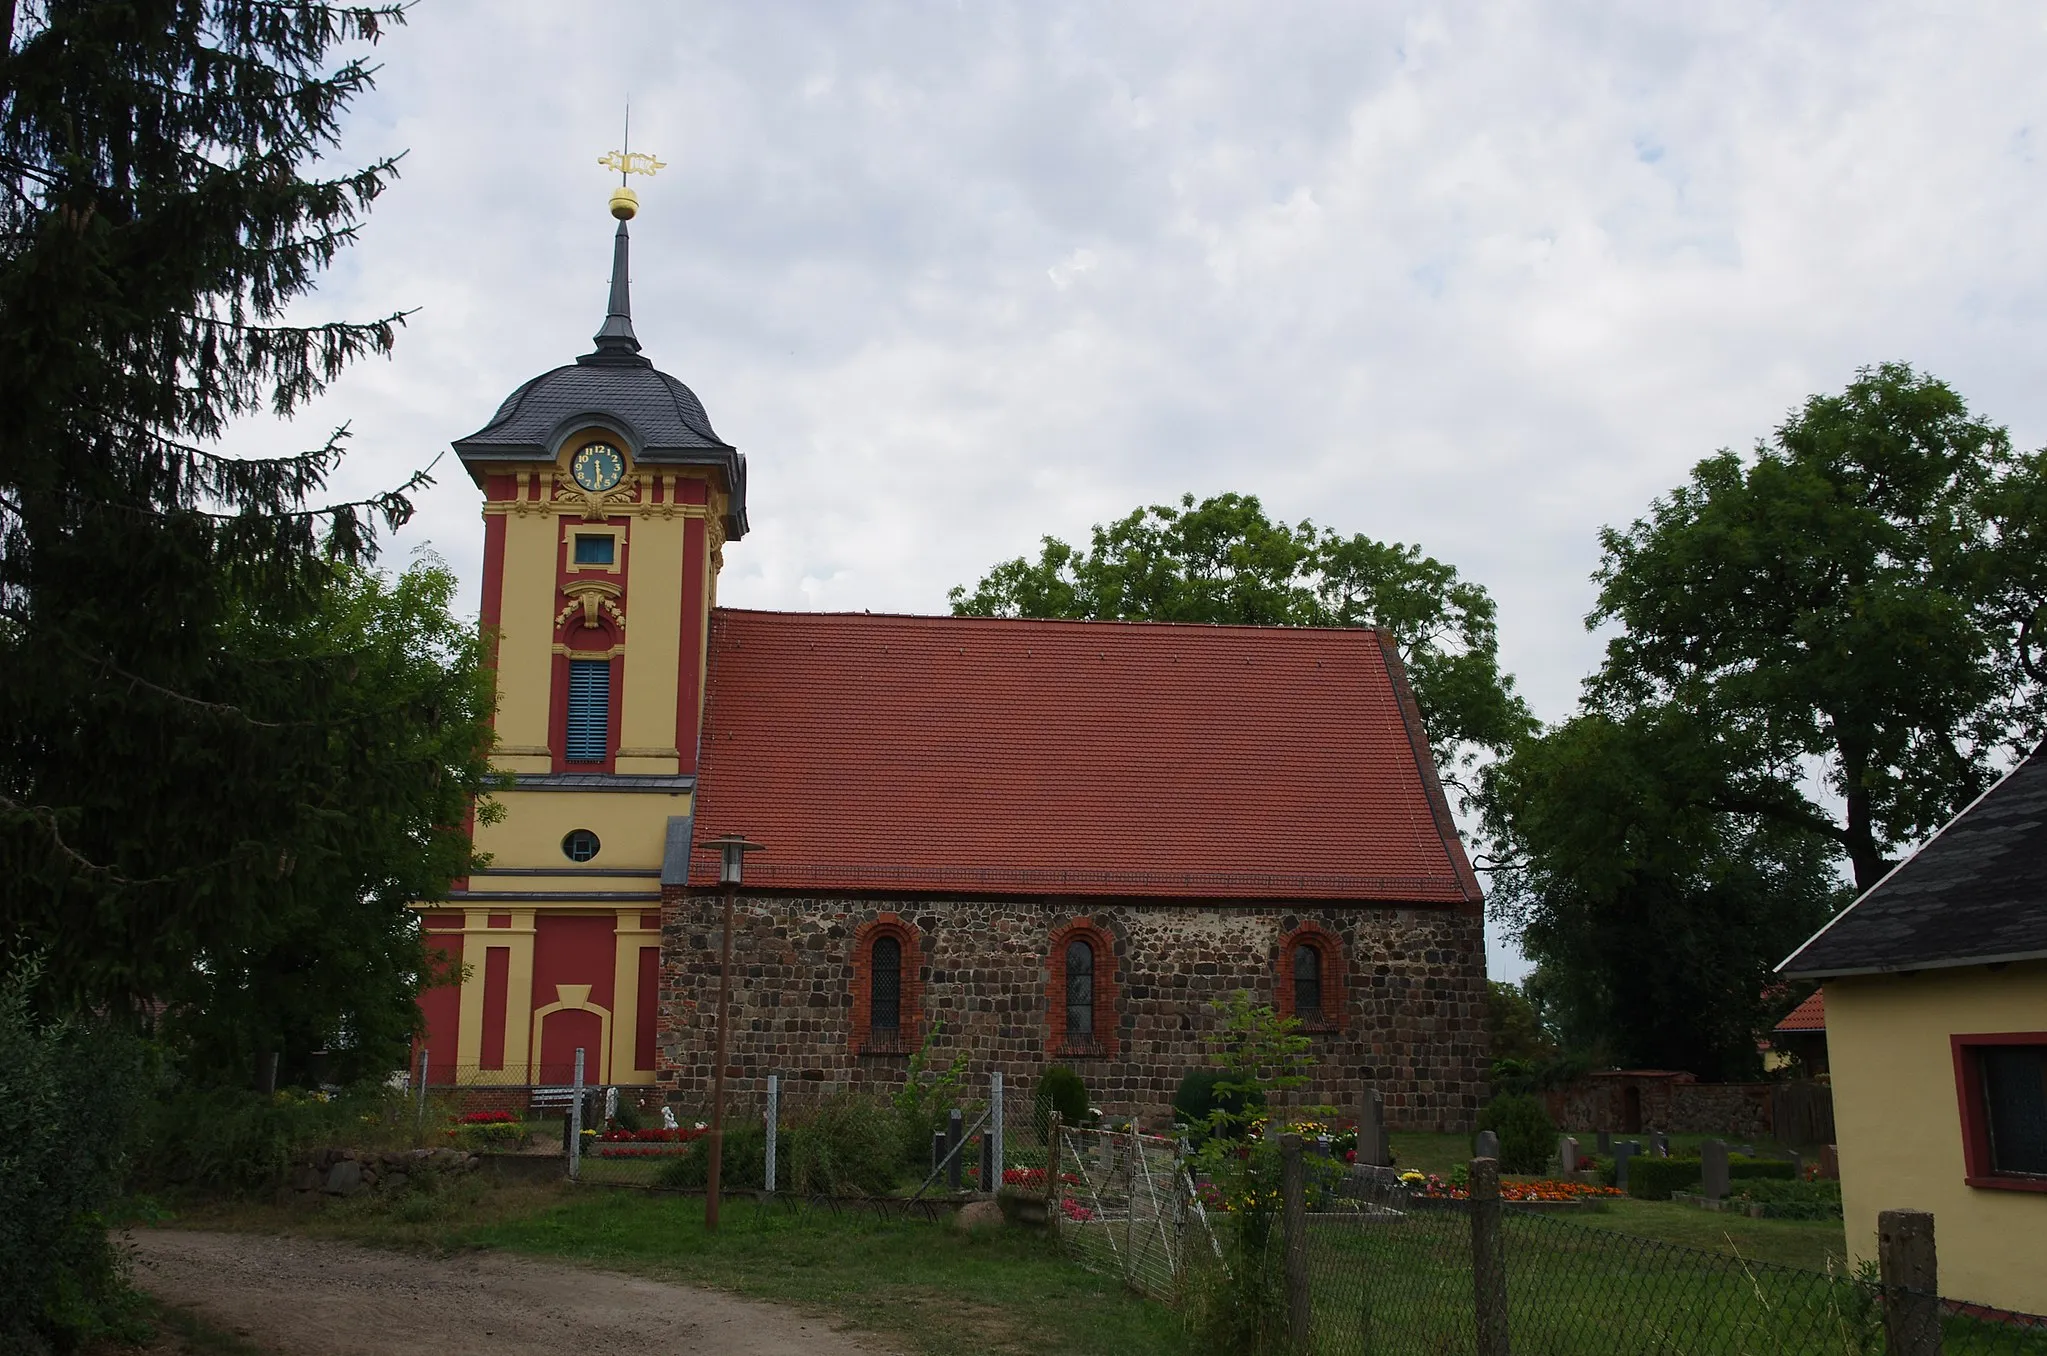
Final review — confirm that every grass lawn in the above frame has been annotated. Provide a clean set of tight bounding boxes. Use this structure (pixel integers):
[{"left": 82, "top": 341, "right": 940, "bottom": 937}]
[
  {"left": 1570, "top": 1197, "right": 1850, "bottom": 1272},
  {"left": 162, "top": 1184, "right": 1185, "bottom": 1356}
]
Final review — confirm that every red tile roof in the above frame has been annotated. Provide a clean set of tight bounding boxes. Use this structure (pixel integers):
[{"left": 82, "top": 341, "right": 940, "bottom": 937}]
[
  {"left": 687, "top": 610, "right": 1481, "bottom": 902},
  {"left": 1774, "top": 990, "right": 1826, "bottom": 1033}
]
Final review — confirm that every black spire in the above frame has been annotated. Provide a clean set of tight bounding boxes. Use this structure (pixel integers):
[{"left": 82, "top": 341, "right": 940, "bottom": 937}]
[{"left": 580, "top": 220, "right": 650, "bottom": 367}]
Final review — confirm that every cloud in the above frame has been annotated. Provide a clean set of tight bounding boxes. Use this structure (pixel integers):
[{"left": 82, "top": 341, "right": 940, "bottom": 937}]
[{"left": 230, "top": 1, "right": 2047, "bottom": 977}]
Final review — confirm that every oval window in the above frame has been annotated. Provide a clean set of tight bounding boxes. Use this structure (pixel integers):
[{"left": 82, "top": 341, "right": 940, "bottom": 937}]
[{"left": 562, "top": 829, "right": 601, "bottom": 863}]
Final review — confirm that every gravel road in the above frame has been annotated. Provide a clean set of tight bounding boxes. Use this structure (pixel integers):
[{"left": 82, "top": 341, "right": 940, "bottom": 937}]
[{"left": 128, "top": 1229, "right": 897, "bottom": 1356}]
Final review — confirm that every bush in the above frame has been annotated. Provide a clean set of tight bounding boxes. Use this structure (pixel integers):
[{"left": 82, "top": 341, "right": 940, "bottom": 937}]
[
  {"left": 1173, "top": 1068, "right": 1265, "bottom": 1143},
  {"left": 1, "top": 963, "right": 150, "bottom": 1354},
  {"left": 1729, "top": 1155, "right": 1798, "bottom": 1182},
  {"left": 1473, "top": 1093, "right": 1556, "bottom": 1175},
  {"left": 653, "top": 1123, "right": 766, "bottom": 1191},
  {"left": 1035, "top": 1065, "right": 1088, "bottom": 1132},
  {"left": 659, "top": 1095, "right": 902, "bottom": 1196},
  {"left": 1734, "top": 1177, "right": 1842, "bottom": 1219},
  {"left": 1627, "top": 1157, "right": 1703, "bottom": 1200},
  {"left": 787, "top": 1093, "right": 902, "bottom": 1195},
  {"left": 132, "top": 1081, "right": 406, "bottom": 1195}
]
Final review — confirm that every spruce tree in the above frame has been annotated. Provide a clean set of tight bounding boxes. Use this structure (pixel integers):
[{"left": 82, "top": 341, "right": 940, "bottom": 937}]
[{"left": 0, "top": 2, "right": 493, "bottom": 1080}]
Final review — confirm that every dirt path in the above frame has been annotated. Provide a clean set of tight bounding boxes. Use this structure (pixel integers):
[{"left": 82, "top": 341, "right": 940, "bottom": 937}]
[{"left": 127, "top": 1229, "right": 898, "bottom": 1356}]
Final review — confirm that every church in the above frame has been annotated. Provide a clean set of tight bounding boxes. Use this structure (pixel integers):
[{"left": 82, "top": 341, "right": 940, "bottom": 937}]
[{"left": 414, "top": 186, "right": 1490, "bottom": 1132}]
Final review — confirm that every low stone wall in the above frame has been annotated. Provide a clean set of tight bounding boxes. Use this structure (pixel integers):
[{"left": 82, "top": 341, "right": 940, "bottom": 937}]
[
  {"left": 1543, "top": 1075, "right": 1780, "bottom": 1140},
  {"left": 285, "top": 1146, "right": 482, "bottom": 1203}
]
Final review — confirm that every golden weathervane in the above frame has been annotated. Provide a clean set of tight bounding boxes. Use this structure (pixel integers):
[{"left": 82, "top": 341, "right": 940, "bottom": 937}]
[{"left": 600, "top": 105, "right": 664, "bottom": 220}]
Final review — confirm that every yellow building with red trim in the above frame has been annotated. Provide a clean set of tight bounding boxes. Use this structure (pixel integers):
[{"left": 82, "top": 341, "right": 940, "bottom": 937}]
[
  {"left": 1781, "top": 742, "right": 2047, "bottom": 1317},
  {"left": 415, "top": 200, "right": 745, "bottom": 1091}
]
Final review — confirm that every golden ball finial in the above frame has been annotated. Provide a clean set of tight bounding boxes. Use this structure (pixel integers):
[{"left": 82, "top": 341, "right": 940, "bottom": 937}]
[{"left": 609, "top": 185, "right": 639, "bottom": 221}]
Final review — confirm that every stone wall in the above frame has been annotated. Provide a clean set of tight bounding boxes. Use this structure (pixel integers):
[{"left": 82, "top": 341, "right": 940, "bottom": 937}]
[
  {"left": 656, "top": 891, "right": 1489, "bottom": 1132},
  {"left": 1542, "top": 1073, "right": 1785, "bottom": 1140}
]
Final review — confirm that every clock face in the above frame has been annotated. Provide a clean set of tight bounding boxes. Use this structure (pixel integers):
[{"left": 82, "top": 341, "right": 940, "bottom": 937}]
[{"left": 571, "top": 442, "right": 625, "bottom": 493}]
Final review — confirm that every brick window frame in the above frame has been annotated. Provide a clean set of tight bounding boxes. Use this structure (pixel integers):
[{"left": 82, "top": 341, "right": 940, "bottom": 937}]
[
  {"left": 1275, "top": 922, "right": 1346, "bottom": 1033},
  {"left": 1046, "top": 919, "right": 1119, "bottom": 1059},
  {"left": 1951, "top": 1031, "right": 2047, "bottom": 1193},
  {"left": 850, "top": 914, "right": 923, "bottom": 1056}
]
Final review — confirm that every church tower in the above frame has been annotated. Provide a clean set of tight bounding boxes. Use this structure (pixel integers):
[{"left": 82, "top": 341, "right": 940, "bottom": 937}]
[{"left": 415, "top": 176, "right": 747, "bottom": 1090}]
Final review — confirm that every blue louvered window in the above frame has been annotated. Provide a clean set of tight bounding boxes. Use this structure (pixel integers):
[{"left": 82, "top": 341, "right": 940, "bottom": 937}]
[{"left": 565, "top": 658, "right": 611, "bottom": 763}]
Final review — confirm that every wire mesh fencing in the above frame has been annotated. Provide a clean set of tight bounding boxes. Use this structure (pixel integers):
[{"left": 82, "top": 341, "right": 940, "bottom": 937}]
[
  {"left": 1272, "top": 1144, "right": 2047, "bottom": 1356},
  {"left": 1045, "top": 1120, "right": 1220, "bottom": 1302}
]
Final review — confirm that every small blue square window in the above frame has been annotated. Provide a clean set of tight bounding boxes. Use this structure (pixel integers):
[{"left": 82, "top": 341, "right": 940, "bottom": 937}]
[{"left": 573, "top": 534, "right": 615, "bottom": 566}]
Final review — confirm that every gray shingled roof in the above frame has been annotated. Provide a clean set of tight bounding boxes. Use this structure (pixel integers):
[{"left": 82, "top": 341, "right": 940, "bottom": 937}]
[
  {"left": 1779, "top": 742, "right": 2047, "bottom": 977},
  {"left": 452, "top": 220, "right": 749, "bottom": 539}
]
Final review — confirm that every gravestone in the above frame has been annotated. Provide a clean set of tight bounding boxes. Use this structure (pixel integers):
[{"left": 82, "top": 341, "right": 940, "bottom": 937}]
[
  {"left": 1818, "top": 1144, "right": 1840, "bottom": 1180},
  {"left": 1701, "top": 1139, "right": 1730, "bottom": 1200},
  {"left": 1596, "top": 1131, "right": 1613, "bottom": 1155},
  {"left": 1784, "top": 1150, "right": 1803, "bottom": 1180},
  {"left": 1650, "top": 1131, "right": 1670, "bottom": 1158},
  {"left": 1475, "top": 1129, "right": 1500, "bottom": 1160},
  {"left": 1612, "top": 1140, "right": 1642, "bottom": 1189},
  {"left": 1558, "top": 1135, "right": 1580, "bottom": 1174},
  {"left": 1358, "top": 1088, "right": 1390, "bottom": 1167}
]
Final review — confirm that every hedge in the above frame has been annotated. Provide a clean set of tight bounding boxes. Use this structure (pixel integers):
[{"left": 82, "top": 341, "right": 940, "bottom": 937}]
[{"left": 1626, "top": 1154, "right": 1800, "bottom": 1200}]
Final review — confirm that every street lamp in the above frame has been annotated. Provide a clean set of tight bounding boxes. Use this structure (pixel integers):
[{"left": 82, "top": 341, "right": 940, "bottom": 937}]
[{"left": 696, "top": 832, "right": 764, "bottom": 1231}]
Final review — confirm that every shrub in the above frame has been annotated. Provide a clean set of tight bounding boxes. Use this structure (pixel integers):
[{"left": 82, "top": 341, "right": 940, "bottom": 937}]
[
  {"left": 1473, "top": 1093, "right": 1556, "bottom": 1175},
  {"left": 1734, "top": 1177, "right": 1842, "bottom": 1219},
  {"left": 1035, "top": 1065, "right": 1089, "bottom": 1132},
  {"left": 1173, "top": 1069, "right": 1265, "bottom": 1143},
  {"left": 653, "top": 1123, "right": 767, "bottom": 1191},
  {"left": 1729, "top": 1156, "right": 1798, "bottom": 1182},
  {"left": 788, "top": 1093, "right": 902, "bottom": 1195},
  {"left": 132, "top": 1082, "right": 406, "bottom": 1195},
  {"left": 0, "top": 962, "right": 150, "bottom": 1354},
  {"left": 1627, "top": 1157, "right": 1703, "bottom": 1200}
]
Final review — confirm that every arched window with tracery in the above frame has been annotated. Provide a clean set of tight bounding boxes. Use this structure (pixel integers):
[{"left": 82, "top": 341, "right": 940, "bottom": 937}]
[
  {"left": 1047, "top": 919, "right": 1119, "bottom": 1057},
  {"left": 871, "top": 935, "right": 902, "bottom": 1034},
  {"left": 1292, "top": 941, "right": 1323, "bottom": 1024},
  {"left": 1277, "top": 922, "right": 1345, "bottom": 1032},
  {"left": 1065, "top": 938, "right": 1095, "bottom": 1037},
  {"left": 851, "top": 915, "right": 922, "bottom": 1054}
]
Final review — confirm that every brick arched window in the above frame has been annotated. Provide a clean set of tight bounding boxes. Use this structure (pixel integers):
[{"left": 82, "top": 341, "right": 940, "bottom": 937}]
[
  {"left": 851, "top": 915, "right": 922, "bottom": 1055},
  {"left": 1276, "top": 922, "right": 1345, "bottom": 1032},
  {"left": 1047, "top": 919, "right": 1119, "bottom": 1057}
]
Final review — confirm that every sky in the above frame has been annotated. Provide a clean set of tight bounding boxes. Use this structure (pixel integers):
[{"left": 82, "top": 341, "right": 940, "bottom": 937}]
[{"left": 238, "top": 2, "right": 2047, "bottom": 979}]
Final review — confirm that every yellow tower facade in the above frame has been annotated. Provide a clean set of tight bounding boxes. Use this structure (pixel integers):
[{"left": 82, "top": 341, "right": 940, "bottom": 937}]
[{"left": 414, "top": 204, "right": 747, "bottom": 1090}]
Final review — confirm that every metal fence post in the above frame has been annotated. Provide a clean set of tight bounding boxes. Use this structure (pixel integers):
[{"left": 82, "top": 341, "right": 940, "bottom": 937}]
[
  {"left": 1879, "top": 1209, "right": 1941, "bottom": 1356},
  {"left": 990, "top": 1071, "right": 1004, "bottom": 1192},
  {"left": 1280, "top": 1132, "right": 1311, "bottom": 1350},
  {"left": 1471, "top": 1156, "right": 1510, "bottom": 1356},
  {"left": 414, "top": 1048, "right": 429, "bottom": 1139},
  {"left": 569, "top": 1047, "right": 585, "bottom": 1183},
  {"left": 764, "top": 1073, "right": 779, "bottom": 1195},
  {"left": 1044, "top": 1112, "right": 1063, "bottom": 1234}
]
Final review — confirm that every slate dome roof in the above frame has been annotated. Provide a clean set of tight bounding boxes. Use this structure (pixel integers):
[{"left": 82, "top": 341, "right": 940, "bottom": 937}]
[{"left": 451, "top": 220, "right": 747, "bottom": 538}]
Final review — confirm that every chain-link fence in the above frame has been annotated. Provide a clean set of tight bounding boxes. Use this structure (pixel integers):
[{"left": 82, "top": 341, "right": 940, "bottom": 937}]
[{"left": 1272, "top": 1143, "right": 2047, "bottom": 1356}]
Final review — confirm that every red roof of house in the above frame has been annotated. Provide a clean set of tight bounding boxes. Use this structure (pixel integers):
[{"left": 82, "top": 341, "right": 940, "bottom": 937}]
[
  {"left": 686, "top": 610, "right": 1481, "bottom": 902},
  {"left": 1774, "top": 990, "right": 1826, "bottom": 1033}
]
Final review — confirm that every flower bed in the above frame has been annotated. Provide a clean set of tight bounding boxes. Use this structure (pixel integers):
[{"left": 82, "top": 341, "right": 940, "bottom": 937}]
[
  {"left": 597, "top": 1125, "right": 707, "bottom": 1144},
  {"left": 595, "top": 1143, "right": 702, "bottom": 1159},
  {"left": 1401, "top": 1171, "right": 1624, "bottom": 1203}
]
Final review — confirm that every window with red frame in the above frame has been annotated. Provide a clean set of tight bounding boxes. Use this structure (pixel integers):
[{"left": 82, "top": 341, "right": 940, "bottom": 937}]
[
  {"left": 1954, "top": 1034, "right": 2047, "bottom": 1188},
  {"left": 1292, "top": 942, "right": 1325, "bottom": 1024},
  {"left": 870, "top": 935, "right": 903, "bottom": 1035},
  {"left": 1065, "top": 939, "right": 1096, "bottom": 1037}
]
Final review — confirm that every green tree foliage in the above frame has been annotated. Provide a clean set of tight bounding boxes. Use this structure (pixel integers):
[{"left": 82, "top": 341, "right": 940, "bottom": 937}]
[
  {"left": 950, "top": 492, "right": 1534, "bottom": 789},
  {"left": 1473, "top": 1092, "right": 1556, "bottom": 1175},
  {"left": 1485, "top": 980, "right": 1552, "bottom": 1064},
  {"left": 1584, "top": 363, "right": 2047, "bottom": 891},
  {"left": 0, "top": 959, "right": 149, "bottom": 1354},
  {"left": 0, "top": 4, "right": 497, "bottom": 1081},
  {"left": 1483, "top": 365, "right": 2045, "bottom": 1076}
]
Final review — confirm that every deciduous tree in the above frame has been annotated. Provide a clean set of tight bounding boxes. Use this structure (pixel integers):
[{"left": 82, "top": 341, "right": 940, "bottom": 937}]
[{"left": 951, "top": 491, "right": 1534, "bottom": 789}]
